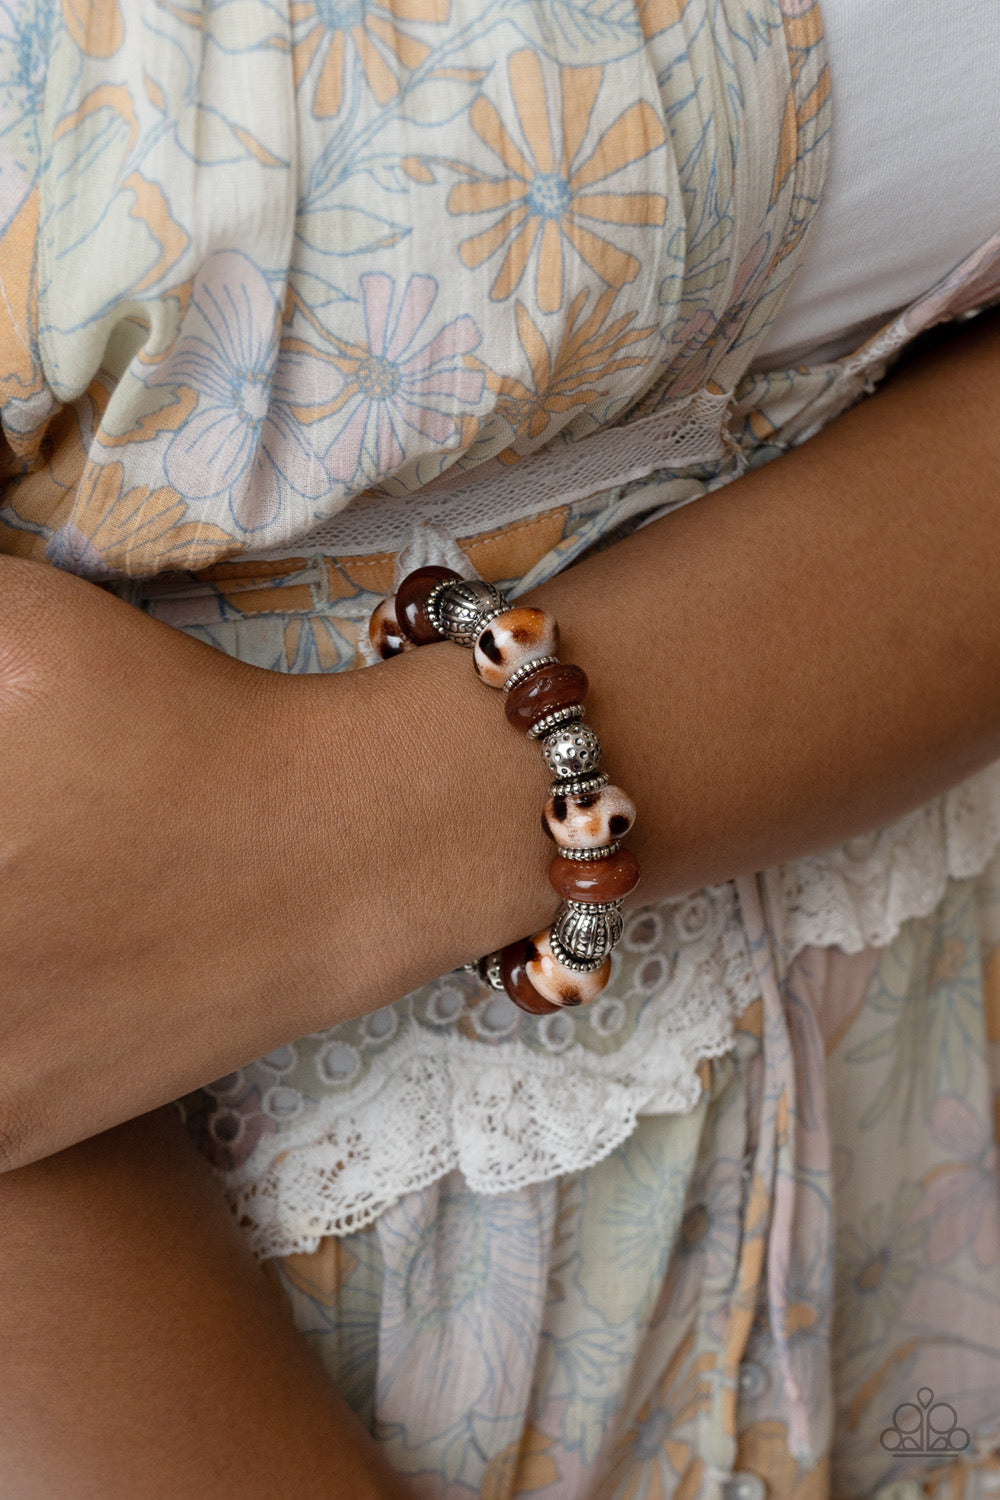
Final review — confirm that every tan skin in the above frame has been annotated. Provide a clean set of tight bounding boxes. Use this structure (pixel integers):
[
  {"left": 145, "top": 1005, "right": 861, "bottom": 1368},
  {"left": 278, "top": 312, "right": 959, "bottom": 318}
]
[{"left": 0, "top": 308, "right": 998, "bottom": 1492}]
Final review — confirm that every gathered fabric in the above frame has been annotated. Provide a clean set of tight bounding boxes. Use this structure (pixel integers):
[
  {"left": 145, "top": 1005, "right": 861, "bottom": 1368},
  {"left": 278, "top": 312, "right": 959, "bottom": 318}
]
[
  {"left": 0, "top": 0, "right": 825, "bottom": 571},
  {"left": 4, "top": 1, "right": 1000, "bottom": 1495}
]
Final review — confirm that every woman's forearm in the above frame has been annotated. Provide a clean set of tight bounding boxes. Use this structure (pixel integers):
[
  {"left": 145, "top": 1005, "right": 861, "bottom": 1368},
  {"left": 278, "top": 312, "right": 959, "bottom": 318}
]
[
  {"left": 296, "top": 305, "right": 1000, "bottom": 983},
  {"left": 2, "top": 310, "right": 998, "bottom": 1170},
  {"left": 525, "top": 306, "right": 1000, "bottom": 895},
  {"left": 0, "top": 1108, "right": 412, "bottom": 1499}
]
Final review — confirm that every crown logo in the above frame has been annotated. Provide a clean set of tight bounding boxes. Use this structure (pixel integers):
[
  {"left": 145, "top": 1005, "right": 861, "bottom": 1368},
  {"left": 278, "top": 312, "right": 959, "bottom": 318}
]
[{"left": 880, "top": 1387, "right": 970, "bottom": 1455}]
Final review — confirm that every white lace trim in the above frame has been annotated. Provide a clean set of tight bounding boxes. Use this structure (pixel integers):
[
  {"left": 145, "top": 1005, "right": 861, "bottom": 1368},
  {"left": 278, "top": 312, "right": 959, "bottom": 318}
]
[
  {"left": 213, "top": 764, "right": 1000, "bottom": 1258},
  {"left": 214, "top": 886, "right": 758, "bottom": 1259},
  {"left": 243, "top": 386, "right": 733, "bottom": 562},
  {"left": 766, "top": 760, "right": 1000, "bottom": 959}
]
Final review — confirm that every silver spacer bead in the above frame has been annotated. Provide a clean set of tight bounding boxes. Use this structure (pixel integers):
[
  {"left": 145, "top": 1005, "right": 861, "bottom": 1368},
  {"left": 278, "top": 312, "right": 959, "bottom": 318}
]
[
  {"left": 471, "top": 604, "right": 510, "bottom": 645},
  {"left": 527, "top": 704, "right": 583, "bottom": 740},
  {"left": 503, "top": 655, "right": 559, "bottom": 694},
  {"left": 463, "top": 952, "right": 505, "bottom": 990},
  {"left": 428, "top": 579, "right": 507, "bottom": 645},
  {"left": 549, "top": 771, "right": 609, "bottom": 799},
  {"left": 554, "top": 839, "right": 622, "bottom": 861},
  {"left": 547, "top": 927, "right": 610, "bottom": 973},
  {"left": 479, "top": 951, "right": 506, "bottom": 991},
  {"left": 541, "top": 721, "right": 602, "bottom": 779},
  {"left": 553, "top": 899, "right": 625, "bottom": 965}
]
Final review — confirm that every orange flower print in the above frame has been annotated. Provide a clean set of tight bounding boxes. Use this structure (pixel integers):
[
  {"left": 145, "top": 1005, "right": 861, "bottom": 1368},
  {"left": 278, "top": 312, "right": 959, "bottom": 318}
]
[
  {"left": 449, "top": 50, "right": 667, "bottom": 314},
  {"left": 490, "top": 287, "right": 656, "bottom": 454},
  {"left": 44, "top": 460, "right": 235, "bottom": 578},
  {"left": 60, "top": 0, "right": 124, "bottom": 58},
  {"left": 637, "top": 0, "right": 688, "bottom": 41},
  {"left": 598, "top": 1330, "right": 710, "bottom": 1500},
  {"left": 291, "top": 0, "right": 449, "bottom": 118}
]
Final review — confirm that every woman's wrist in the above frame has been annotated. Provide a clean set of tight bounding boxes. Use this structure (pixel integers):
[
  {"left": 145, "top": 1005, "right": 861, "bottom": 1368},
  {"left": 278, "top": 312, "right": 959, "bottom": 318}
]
[
  {"left": 266, "top": 636, "right": 555, "bottom": 1024},
  {"left": 278, "top": 302, "right": 1000, "bottom": 1031},
  {"left": 522, "top": 308, "right": 1000, "bottom": 899},
  {"left": 4, "top": 308, "right": 999, "bottom": 1171}
]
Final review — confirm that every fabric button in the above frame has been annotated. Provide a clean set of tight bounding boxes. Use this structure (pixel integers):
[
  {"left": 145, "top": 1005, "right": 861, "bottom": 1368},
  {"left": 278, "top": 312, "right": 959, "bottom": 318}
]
[
  {"left": 723, "top": 1474, "right": 766, "bottom": 1500},
  {"left": 738, "top": 1361, "right": 767, "bottom": 1399}
]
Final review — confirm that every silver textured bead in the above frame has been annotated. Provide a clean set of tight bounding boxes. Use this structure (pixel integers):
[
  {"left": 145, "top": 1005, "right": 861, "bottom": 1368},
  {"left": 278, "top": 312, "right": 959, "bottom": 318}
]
[
  {"left": 553, "top": 899, "right": 625, "bottom": 964},
  {"left": 554, "top": 840, "right": 622, "bottom": 861},
  {"left": 503, "top": 655, "right": 558, "bottom": 694},
  {"left": 547, "top": 927, "right": 611, "bottom": 973},
  {"left": 541, "top": 722, "right": 602, "bottom": 778},
  {"left": 527, "top": 704, "right": 583, "bottom": 740},
  {"left": 428, "top": 579, "right": 506, "bottom": 645}
]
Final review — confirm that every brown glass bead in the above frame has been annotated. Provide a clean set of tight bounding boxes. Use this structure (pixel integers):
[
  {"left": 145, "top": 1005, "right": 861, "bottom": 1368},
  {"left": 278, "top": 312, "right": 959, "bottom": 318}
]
[
  {"left": 500, "top": 938, "right": 561, "bottom": 1015},
  {"left": 395, "top": 566, "right": 461, "bottom": 645},
  {"left": 548, "top": 848, "right": 641, "bottom": 903},
  {"left": 504, "top": 662, "right": 589, "bottom": 734}
]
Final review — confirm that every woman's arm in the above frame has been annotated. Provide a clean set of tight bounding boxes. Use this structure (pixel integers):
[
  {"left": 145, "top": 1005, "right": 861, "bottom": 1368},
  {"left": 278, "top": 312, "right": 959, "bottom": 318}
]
[
  {"left": 1, "top": 308, "right": 999, "bottom": 1170},
  {"left": 0, "top": 1106, "right": 413, "bottom": 1499},
  {"left": 528, "top": 306, "right": 1000, "bottom": 893}
]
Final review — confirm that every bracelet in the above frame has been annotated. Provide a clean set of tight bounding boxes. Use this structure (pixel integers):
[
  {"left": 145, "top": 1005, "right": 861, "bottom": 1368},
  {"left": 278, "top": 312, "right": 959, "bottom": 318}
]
[{"left": 368, "top": 566, "right": 639, "bottom": 1016}]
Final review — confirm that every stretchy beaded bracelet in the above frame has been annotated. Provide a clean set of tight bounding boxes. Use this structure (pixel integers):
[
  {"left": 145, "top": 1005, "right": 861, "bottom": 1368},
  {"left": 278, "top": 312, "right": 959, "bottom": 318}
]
[{"left": 368, "top": 567, "right": 639, "bottom": 1016}]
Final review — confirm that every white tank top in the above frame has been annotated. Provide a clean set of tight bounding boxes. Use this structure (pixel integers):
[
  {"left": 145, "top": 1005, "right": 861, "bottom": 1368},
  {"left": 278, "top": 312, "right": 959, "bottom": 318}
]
[{"left": 754, "top": 0, "right": 1000, "bottom": 369}]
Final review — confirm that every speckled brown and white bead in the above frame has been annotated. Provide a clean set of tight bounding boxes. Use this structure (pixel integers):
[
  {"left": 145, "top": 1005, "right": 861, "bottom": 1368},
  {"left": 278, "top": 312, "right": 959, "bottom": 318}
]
[
  {"left": 542, "top": 783, "right": 636, "bottom": 849},
  {"left": 525, "top": 929, "right": 612, "bottom": 1006},
  {"left": 473, "top": 607, "right": 560, "bottom": 688},
  {"left": 368, "top": 596, "right": 415, "bottom": 660},
  {"left": 498, "top": 938, "right": 561, "bottom": 1014}
]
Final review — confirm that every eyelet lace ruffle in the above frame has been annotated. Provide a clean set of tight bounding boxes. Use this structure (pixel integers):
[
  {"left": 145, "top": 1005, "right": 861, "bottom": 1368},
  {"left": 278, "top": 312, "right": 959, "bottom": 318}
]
[
  {"left": 765, "top": 761, "right": 1000, "bottom": 960},
  {"left": 192, "top": 884, "right": 758, "bottom": 1259},
  {"left": 190, "top": 760, "right": 1000, "bottom": 1259}
]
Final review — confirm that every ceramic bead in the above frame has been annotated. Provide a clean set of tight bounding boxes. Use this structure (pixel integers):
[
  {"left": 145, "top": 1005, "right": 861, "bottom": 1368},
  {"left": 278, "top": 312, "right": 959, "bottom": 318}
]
[
  {"left": 473, "top": 607, "right": 559, "bottom": 688},
  {"left": 525, "top": 930, "right": 611, "bottom": 1006},
  {"left": 549, "top": 848, "right": 640, "bottom": 902},
  {"left": 542, "top": 783, "right": 636, "bottom": 849},
  {"left": 368, "top": 596, "right": 414, "bottom": 659},
  {"left": 504, "top": 662, "right": 588, "bottom": 733},
  {"left": 395, "top": 565, "right": 461, "bottom": 645},
  {"left": 500, "top": 938, "right": 561, "bottom": 1015}
]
